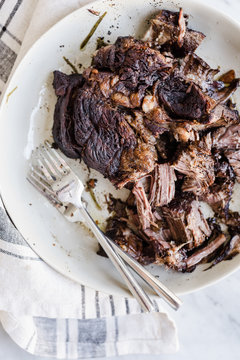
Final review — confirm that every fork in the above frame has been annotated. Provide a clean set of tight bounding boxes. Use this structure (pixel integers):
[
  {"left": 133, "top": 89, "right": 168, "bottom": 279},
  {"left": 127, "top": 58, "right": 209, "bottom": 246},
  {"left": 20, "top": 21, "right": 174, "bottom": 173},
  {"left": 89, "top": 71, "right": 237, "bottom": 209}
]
[{"left": 27, "top": 141, "right": 182, "bottom": 310}]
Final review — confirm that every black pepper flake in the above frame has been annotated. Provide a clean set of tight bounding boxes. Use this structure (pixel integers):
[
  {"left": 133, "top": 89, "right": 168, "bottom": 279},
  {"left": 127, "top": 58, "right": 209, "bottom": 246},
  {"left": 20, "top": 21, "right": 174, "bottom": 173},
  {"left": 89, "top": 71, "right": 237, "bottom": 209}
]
[
  {"left": 96, "top": 36, "right": 108, "bottom": 49},
  {"left": 51, "top": 142, "right": 59, "bottom": 149}
]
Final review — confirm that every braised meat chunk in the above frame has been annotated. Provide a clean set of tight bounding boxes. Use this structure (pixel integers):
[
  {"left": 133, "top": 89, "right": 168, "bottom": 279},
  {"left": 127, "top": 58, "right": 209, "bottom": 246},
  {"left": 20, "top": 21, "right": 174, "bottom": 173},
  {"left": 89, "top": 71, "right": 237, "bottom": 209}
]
[
  {"left": 225, "top": 150, "right": 240, "bottom": 182},
  {"left": 132, "top": 179, "right": 156, "bottom": 230},
  {"left": 162, "top": 196, "right": 211, "bottom": 249},
  {"left": 105, "top": 219, "right": 156, "bottom": 265},
  {"left": 143, "top": 9, "right": 205, "bottom": 56},
  {"left": 52, "top": 8, "right": 240, "bottom": 272},
  {"left": 52, "top": 71, "right": 85, "bottom": 158},
  {"left": 53, "top": 73, "right": 136, "bottom": 178},
  {"left": 206, "top": 104, "right": 239, "bottom": 128},
  {"left": 157, "top": 74, "right": 216, "bottom": 120},
  {"left": 93, "top": 36, "right": 170, "bottom": 75},
  {"left": 92, "top": 36, "right": 171, "bottom": 107},
  {"left": 178, "top": 53, "right": 219, "bottom": 91},
  {"left": 149, "top": 164, "right": 176, "bottom": 207},
  {"left": 117, "top": 142, "right": 157, "bottom": 188},
  {"left": 213, "top": 124, "right": 240, "bottom": 150},
  {"left": 173, "top": 141, "right": 215, "bottom": 195},
  {"left": 186, "top": 234, "right": 226, "bottom": 268}
]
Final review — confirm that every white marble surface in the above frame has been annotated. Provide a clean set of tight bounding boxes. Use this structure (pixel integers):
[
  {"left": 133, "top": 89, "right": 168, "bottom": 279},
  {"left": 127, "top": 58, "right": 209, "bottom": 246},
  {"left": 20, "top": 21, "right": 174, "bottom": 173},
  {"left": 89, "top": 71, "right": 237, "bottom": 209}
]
[{"left": 1, "top": 0, "right": 240, "bottom": 359}]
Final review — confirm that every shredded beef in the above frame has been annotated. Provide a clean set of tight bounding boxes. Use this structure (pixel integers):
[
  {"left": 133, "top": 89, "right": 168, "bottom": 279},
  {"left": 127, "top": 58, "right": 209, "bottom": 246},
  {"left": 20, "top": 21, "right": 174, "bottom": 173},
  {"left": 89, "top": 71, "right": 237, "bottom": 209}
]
[
  {"left": 162, "top": 196, "right": 211, "bottom": 249},
  {"left": 105, "top": 219, "right": 156, "bottom": 265},
  {"left": 225, "top": 150, "right": 240, "bottom": 182},
  {"left": 149, "top": 164, "right": 176, "bottom": 207},
  {"left": 171, "top": 122, "right": 199, "bottom": 142},
  {"left": 125, "top": 112, "right": 157, "bottom": 145},
  {"left": 206, "top": 104, "right": 239, "bottom": 128},
  {"left": 207, "top": 235, "right": 240, "bottom": 268},
  {"left": 132, "top": 179, "right": 156, "bottom": 230},
  {"left": 173, "top": 141, "right": 215, "bottom": 195},
  {"left": 52, "top": 8, "right": 240, "bottom": 272},
  {"left": 212, "top": 78, "right": 240, "bottom": 104},
  {"left": 200, "top": 155, "right": 235, "bottom": 216},
  {"left": 143, "top": 228, "right": 171, "bottom": 251},
  {"left": 117, "top": 142, "right": 157, "bottom": 188},
  {"left": 186, "top": 234, "right": 226, "bottom": 268},
  {"left": 213, "top": 124, "right": 240, "bottom": 150},
  {"left": 156, "top": 132, "right": 178, "bottom": 161}
]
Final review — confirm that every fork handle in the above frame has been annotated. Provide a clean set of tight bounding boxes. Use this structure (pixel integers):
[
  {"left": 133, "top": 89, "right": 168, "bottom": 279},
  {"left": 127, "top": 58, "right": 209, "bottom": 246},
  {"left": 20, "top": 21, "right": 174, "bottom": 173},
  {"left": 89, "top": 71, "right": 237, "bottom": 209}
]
[
  {"left": 77, "top": 206, "right": 155, "bottom": 313},
  {"left": 110, "top": 241, "right": 182, "bottom": 310},
  {"left": 71, "top": 206, "right": 182, "bottom": 310}
]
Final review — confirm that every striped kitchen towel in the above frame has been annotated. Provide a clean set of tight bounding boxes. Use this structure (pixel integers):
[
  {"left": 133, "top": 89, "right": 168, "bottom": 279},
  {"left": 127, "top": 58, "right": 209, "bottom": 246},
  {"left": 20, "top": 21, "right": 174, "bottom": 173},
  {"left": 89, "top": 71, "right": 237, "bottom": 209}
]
[{"left": 0, "top": 0, "right": 178, "bottom": 358}]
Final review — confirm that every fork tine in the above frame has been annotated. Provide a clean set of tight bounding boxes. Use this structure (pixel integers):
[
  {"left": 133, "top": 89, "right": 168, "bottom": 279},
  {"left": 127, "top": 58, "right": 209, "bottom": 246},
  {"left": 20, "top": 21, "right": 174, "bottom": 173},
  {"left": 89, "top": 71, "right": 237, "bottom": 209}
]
[
  {"left": 45, "top": 140, "right": 71, "bottom": 173},
  {"left": 37, "top": 158, "right": 54, "bottom": 182},
  {"left": 28, "top": 169, "right": 55, "bottom": 195},
  {"left": 43, "top": 147, "right": 66, "bottom": 177},
  {"left": 30, "top": 165, "right": 48, "bottom": 182},
  {"left": 38, "top": 145, "right": 59, "bottom": 180},
  {"left": 27, "top": 172, "right": 62, "bottom": 206}
]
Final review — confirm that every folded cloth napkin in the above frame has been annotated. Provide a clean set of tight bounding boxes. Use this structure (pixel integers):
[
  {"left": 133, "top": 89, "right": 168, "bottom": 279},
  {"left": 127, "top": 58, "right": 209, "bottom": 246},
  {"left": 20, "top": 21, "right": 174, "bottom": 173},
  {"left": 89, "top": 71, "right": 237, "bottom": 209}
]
[{"left": 0, "top": 0, "right": 178, "bottom": 358}]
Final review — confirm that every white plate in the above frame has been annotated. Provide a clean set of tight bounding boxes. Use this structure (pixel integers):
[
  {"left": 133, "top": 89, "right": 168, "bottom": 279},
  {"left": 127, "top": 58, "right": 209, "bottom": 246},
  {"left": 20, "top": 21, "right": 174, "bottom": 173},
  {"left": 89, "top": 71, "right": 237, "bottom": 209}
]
[{"left": 0, "top": 0, "right": 240, "bottom": 297}]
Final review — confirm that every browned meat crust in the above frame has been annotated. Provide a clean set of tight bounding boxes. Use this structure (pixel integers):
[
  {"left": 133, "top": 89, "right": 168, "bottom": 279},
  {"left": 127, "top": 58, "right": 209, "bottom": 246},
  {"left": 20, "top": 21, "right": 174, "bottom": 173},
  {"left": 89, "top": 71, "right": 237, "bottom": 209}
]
[{"left": 157, "top": 74, "right": 216, "bottom": 120}]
